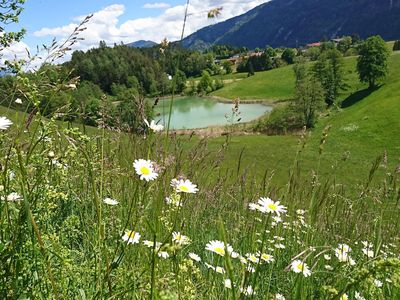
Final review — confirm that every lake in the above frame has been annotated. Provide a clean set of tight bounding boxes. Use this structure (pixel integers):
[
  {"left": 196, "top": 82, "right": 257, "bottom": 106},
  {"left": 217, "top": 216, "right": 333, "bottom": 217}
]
[{"left": 154, "top": 96, "right": 272, "bottom": 129}]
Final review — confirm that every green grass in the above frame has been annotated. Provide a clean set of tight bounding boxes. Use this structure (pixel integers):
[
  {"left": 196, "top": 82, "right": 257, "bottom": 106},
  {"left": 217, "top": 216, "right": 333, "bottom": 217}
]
[
  {"left": 1, "top": 51, "right": 400, "bottom": 300},
  {"left": 211, "top": 55, "right": 368, "bottom": 102}
]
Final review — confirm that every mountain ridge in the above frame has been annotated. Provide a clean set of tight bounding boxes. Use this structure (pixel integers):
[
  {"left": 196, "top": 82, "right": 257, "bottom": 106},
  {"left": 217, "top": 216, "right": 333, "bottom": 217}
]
[{"left": 182, "top": 0, "right": 400, "bottom": 49}]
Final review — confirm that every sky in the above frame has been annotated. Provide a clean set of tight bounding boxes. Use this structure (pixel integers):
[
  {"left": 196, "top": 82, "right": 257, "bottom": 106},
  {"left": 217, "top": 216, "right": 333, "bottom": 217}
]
[{"left": 2, "top": 0, "right": 269, "bottom": 67}]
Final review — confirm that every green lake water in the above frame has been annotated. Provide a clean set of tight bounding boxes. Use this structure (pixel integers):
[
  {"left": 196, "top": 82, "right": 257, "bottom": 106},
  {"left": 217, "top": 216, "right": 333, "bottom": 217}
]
[{"left": 154, "top": 97, "right": 272, "bottom": 129}]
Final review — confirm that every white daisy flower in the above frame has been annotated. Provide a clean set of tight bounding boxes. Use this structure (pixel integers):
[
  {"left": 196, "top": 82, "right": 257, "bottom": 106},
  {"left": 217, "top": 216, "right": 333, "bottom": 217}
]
[
  {"left": 15, "top": 98, "right": 22, "bottom": 104},
  {"left": 158, "top": 251, "right": 169, "bottom": 259},
  {"left": 5, "top": 192, "right": 22, "bottom": 202},
  {"left": 324, "top": 254, "right": 331, "bottom": 260},
  {"left": 259, "top": 252, "right": 274, "bottom": 263},
  {"left": 257, "top": 197, "right": 287, "bottom": 215},
  {"left": 246, "top": 253, "right": 260, "bottom": 264},
  {"left": 339, "top": 293, "right": 348, "bottom": 300},
  {"left": 240, "top": 286, "right": 255, "bottom": 296},
  {"left": 133, "top": 159, "right": 158, "bottom": 181},
  {"left": 355, "top": 291, "right": 366, "bottom": 300},
  {"left": 188, "top": 252, "right": 201, "bottom": 262},
  {"left": 0, "top": 117, "right": 12, "bottom": 130},
  {"left": 172, "top": 232, "right": 191, "bottom": 246},
  {"left": 246, "top": 265, "right": 256, "bottom": 273},
  {"left": 122, "top": 230, "right": 141, "bottom": 244},
  {"left": 324, "top": 265, "right": 334, "bottom": 271},
  {"left": 103, "top": 197, "right": 119, "bottom": 205},
  {"left": 144, "top": 119, "right": 164, "bottom": 132},
  {"left": 231, "top": 251, "right": 239, "bottom": 258},
  {"left": 374, "top": 279, "right": 383, "bottom": 288},
  {"left": 215, "top": 266, "right": 225, "bottom": 274},
  {"left": 291, "top": 260, "right": 312, "bottom": 277},
  {"left": 275, "top": 294, "right": 286, "bottom": 300},
  {"left": 205, "top": 240, "right": 233, "bottom": 256},
  {"left": 224, "top": 279, "right": 232, "bottom": 289},
  {"left": 171, "top": 178, "right": 198, "bottom": 194}
]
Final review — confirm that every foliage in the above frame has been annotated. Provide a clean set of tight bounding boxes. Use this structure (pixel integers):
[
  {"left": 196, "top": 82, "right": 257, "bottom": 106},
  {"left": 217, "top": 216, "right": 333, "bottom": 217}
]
[
  {"left": 357, "top": 35, "right": 390, "bottom": 88},
  {"left": 281, "top": 48, "right": 296, "bottom": 64},
  {"left": 197, "top": 70, "right": 213, "bottom": 94},
  {"left": 292, "top": 76, "right": 325, "bottom": 128},
  {"left": 0, "top": 0, "right": 26, "bottom": 57},
  {"left": 393, "top": 40, "right": 400, "bottom": 51},
  {"left": 312, "top": 49, "right": 345, "bottom": 106}
]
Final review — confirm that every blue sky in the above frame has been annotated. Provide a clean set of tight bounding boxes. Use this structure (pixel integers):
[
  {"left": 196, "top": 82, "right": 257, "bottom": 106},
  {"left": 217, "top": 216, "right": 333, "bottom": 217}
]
[{"left": 3, "top": 0, "right": 268, "bottom": 65}]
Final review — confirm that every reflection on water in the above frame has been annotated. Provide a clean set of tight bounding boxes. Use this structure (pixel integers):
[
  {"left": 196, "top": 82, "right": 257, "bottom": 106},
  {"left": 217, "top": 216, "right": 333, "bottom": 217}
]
[{"left": 154, "top": 96, "right": 272, "bottom": 130}]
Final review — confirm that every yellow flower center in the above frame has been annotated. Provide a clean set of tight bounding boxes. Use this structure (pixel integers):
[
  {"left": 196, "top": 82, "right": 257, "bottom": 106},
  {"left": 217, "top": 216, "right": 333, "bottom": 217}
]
[
  {"left": 214, "top": 247, "right": 225, "bottom": 255},
  {"left": 297, "top": 263, "right": 304, "bottom": 271},
  {"left": 262, "top": 254, "right": 270, "bottom": 260},
  {"left": 179, "top": 185, "right": 189, "bottom": 192},
  {"left": 140, "top": 166, "right": 150, "bottom": 175},
  {"left": 126, "top": 230, "right": 135, "bottom": 238},
  {"left": 268, "top": 203, "right": 278, "bottom": 211}
]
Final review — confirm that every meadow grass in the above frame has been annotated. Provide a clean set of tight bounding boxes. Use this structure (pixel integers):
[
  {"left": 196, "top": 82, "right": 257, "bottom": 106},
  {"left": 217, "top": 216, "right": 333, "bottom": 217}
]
[{"left": 1, "top": 104, "right": 400, "bottom": 299}]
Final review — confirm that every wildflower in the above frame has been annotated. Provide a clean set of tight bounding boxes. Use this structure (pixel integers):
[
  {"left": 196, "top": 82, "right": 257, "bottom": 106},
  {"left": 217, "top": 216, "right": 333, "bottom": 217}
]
[
  {"left": 324, "top": 265, "right": 333, "bottom": 271},
  {"left": 246, "top": 253, "right": 260, "bottom": 264},
  {"left": 205, "top": 240, "right": 233, "bottom": 257},
  {"left": 103, "top": 197, "right": 119, "bottom": 205},
  {"left": 231, "top": 251, "right": 239, "bottom": 258},
  {"left": 274, "top": 243, "right": 286, "bottom": 249},
  {"left": 122, "top": 230, "right": 141, "bottom": 244},
  {"left": 4, "top": 192, "right": 22, "bottom": 202},
  {"left": 188, "top": 252, "right": 201, "bottom": 262},
  {"left": 48, "top": 151, "right": 55, "bottom": 158},
  {"left": 275, "top": 294, "right": 286, "bottom": 300},
  {"left": 215, "top": 266, "right": 225, "bottom": 274},
  {"left": 67, "top": 83, "right": 77, "bottom": 89},
  {"left": 171, "top": 178, "right": 198, "bottom": 194},
  {"left": 259, "top": 252, "right": 274, "bottom": 263},
  {"left": 324, "top": 254, "right": 331, "bottom": 260},
  {"left": 291, "top": 260, "right": 312, "bottom": 277},
  {"left": 172, "top": 232, "right": 191, "bottom": 246},
  {"left": 374, "top": 279, "right": 383, "bottom": 288},
  {"left": 335, "top": 244, "right": 354, "bottom": 263},
  {"left": 144, "top": 119, "right": 164, "bottom": 132},
  {"left": 158, "top": 251, "right": 169, "bottom": 259},
  {"left": 224, "top": 279, "right": 232, "bottom": 289},
  {"left": 339, "top": 293, "right": 348, "bottom": 300},
  {"left": 165, "top": 194, "right": 182, "bottom": 207},
  {"left": 355, "top": 291, "right": 366, "bottom": 300},
  {"left": 15, "top": 98, "right": 22, "bottom": 104},
  {"left": 133, "top": 159, "right": 158, "bottom": 181},
  {"left": 239, "top": 256, "right": 248, "bottom": 264},
  {"left": 249, "top": 203, "right": 261, "bottom": 211},
  {"left": 362, "top": 247, "right": 374, "bottom": 258},
  {"left": 296, "top": 209, "right": 305, "bottom": 215},
  {"left": 257, "top": 197, "right": 287, "bottom": 215},
  {"left": 246, "top": 265, "right": 255, "bottom": 273},
  {"left": 0, "top": 117, "right": 12, "bottom": 130},
  {"left": 240, "top": 286, "right": 255, "bottom": 296}
]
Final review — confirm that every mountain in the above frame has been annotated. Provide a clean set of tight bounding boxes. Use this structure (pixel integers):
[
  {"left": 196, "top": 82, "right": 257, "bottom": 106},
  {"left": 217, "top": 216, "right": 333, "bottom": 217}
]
[
  {"left": 127, "top": 40, "right": 157, "bottom": 48},
  {"left": 182, "top": 0, "right": 400, "bottom": 49}
]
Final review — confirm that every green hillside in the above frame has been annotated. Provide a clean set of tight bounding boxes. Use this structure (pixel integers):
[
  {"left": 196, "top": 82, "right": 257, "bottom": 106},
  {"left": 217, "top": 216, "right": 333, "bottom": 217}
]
[
  {"left": 205, "top": 52, "right": 400, "bottom": 186},
  {"left": 211, "top": 56, "right": 366, "bottom": 102}
]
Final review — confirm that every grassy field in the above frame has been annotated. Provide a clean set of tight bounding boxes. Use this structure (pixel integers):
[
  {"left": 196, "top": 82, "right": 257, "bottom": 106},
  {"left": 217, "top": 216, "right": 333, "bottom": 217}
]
[{"left": 1, "top": 51, "right": 400, "bottom": 299}]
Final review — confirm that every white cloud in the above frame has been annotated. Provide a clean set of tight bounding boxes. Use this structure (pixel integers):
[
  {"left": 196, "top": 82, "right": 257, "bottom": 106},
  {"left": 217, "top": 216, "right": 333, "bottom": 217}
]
[
  {"left": 143, "top": 2, "right": 171, "bottom": 9},
  {"left": 32, "top": 1, "right": 269, "bottom": 53}
]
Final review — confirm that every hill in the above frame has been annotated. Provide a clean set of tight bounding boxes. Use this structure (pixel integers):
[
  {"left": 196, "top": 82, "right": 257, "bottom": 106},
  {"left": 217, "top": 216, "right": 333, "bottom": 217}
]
[
  {"left": 127, "top": 40, "right": 157, "bottom": 48},
  {"left": 182, "top": 0, "right": 400, "bottom": 49}
]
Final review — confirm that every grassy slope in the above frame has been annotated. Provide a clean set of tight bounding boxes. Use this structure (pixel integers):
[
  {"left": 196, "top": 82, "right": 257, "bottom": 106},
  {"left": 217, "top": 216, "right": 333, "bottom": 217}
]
[{"left": 204, "top": 52, "right": 400, "bottom": 187}]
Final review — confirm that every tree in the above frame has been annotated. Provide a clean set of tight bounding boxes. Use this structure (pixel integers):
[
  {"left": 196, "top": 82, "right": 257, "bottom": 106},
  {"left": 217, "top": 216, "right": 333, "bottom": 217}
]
[
  {"left": 393, "top": 40, "right": 400, "bottom": 51},
  {"left": 0, "top": 0, "right": 25, "bottom": 53},
  {"left": 292, "top": 77, "right": 325, "bottom": 128},
  {"left": 293, "top": 56, "right": 308, "bottom": 87},
  {"left": 281, "top": 48, "right": 296, "bottom": 64},
  {"left": 173, "top": 70, "right": 187, "bottom": 94},
  {"left": 222, "top": 60, "right": 233, "bottom": 74},
  {"left": 357, "top": 36, "right": 390, "bottom": 89},
  {"left": 312, "top": 49, "right": 345, "bottom": 106},
  {"left": 197, "top": 70, "right": 213, "bottom": 94}
]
